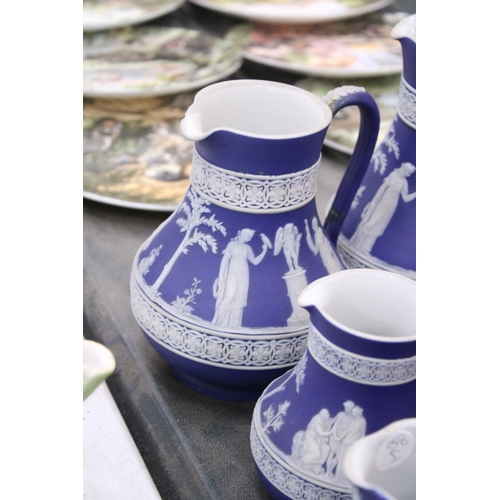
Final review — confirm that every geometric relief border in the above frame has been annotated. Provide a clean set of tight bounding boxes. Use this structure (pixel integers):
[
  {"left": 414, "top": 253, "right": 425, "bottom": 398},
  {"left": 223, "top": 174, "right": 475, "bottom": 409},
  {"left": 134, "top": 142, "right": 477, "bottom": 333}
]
[
  {"left": 308, "top": 326, "right": 416, "bottom": 386},
  {"left": 250, "top": 422, "right": 351, "bottom": 500},
  {"left": 190, "top": 148, "right": 319, "bottom": 213},
  {"left": 131, "top": 279, "right": 308, "bottom": 368}
]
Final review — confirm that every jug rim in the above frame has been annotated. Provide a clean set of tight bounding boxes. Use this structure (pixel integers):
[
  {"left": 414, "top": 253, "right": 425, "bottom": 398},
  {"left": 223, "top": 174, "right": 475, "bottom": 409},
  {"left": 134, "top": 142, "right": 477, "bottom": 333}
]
[
  {"left": 391, "top": 13, "right": 416, "bottom": 43},
  {"left": 343, "top": 418, "right": 416, "bottom": 499},
  {"left": 298, "top": 269, "right": 416, "bottom": 344},
  {"left": 180, "top": 79, "right": 333, "bottom": 141}
]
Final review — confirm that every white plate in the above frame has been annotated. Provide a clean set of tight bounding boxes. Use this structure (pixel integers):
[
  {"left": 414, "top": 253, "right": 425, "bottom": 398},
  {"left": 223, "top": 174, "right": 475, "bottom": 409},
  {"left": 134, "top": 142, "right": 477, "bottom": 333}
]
[
  {"left": 188, "top": 0, "right": 395, "bottom": 24},
  {"left": 83, "top": 27, "right": 242, "bottom": 98},
  {"left": 83, "top": 0, "right": 185, "bottom": 32},
  {"left": 83, "top": 94, "right": 195, "bottom": 211},
  {"left": 233, "top": 12, "right": 407, "bottom": 78}
]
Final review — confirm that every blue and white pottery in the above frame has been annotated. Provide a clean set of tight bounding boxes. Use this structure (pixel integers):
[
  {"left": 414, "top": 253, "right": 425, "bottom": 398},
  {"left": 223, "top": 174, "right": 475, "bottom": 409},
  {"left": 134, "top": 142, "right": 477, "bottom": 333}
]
[
  {"left": 130, "top": 80, "right": 381, "bottom": 400},
  {"left": 343, "top": 418, "right": 416, "bottom": 500},
  {"left": 250, "top": 269, "right": 416, "bottom": 499},
  {"left": 325, "top": 15, "right": 416, "bottom": 280}
]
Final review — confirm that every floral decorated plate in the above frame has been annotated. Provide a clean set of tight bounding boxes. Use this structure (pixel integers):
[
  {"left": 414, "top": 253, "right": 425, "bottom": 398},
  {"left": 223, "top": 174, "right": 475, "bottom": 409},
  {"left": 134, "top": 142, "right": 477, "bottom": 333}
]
[
  {"left": 83, "top": 0, "right": 185, "bottom": 32},
  {"left": 83, "top": 27, "right": 242, "bottom": 98},
  {"left": 83, "top": 94, "right": 195, "bottom": 211},
  {"left": 295, "top": 75, "right": 400, "bottom": 154},
  {"left": 187, "top": 0, "right": 395, "bottom": 24},
  {"left": 231, "top": 12, "right": 407, "bottom": 77}
]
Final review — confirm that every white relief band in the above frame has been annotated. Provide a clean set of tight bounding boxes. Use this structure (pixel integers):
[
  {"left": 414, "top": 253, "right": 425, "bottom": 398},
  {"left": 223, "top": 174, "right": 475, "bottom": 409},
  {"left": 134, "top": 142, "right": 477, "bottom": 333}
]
[
  {"left": 397, "top": 77, "right": 416, "bottom": 129},
  {"left": 308, "top": 325, "right": 416, "bottom": 385},
  {"left": 190, "top": 148, "right": 319, "bottom": 213},
  {"left": 250, "top": 423, "right": 351, "bottom": 500},
  {"left": 131, "top": 280, "right": 308, "bottom": 369}
]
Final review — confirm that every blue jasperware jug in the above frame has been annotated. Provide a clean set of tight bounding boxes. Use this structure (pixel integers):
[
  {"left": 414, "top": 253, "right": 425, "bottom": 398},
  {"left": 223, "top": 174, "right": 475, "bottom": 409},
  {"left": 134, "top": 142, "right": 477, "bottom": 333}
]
[
  {"left": 325, "top": 14, "right": 416, "bottom": 279},
  {"left": 130, "top": 78, "right": 382, "bottom": 400},
  {"left": 250, "top": 270, "right": 416, "bottom": 500}
]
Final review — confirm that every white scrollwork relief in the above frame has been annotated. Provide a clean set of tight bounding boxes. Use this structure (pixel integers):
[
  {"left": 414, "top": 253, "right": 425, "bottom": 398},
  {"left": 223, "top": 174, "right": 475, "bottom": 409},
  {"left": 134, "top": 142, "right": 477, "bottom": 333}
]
[
  {"left": 397, "top": 78, "right": 416, "bottom": 129},
  {"left": 250, "top": 423, "right": 352, "bottom": 500},
  {"left": 190, "top": 148, "right": 319, "bottom": 213},
  {"left": 131, "top": 279, "right": 308, "bottom": 368},
  {"left": 308, "top": 325, "right": 416, "bottom": 385}
]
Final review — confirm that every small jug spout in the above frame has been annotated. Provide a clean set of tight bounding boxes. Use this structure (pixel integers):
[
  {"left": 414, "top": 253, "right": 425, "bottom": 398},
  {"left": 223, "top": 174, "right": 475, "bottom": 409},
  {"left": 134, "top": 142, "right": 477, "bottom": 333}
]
[{"left": 83, "top": 339, "right": 116, "bottom": 400}]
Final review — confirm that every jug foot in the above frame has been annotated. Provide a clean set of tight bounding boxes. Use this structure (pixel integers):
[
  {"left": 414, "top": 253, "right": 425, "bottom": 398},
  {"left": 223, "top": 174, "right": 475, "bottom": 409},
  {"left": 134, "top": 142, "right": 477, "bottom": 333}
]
[{"left": 170, "top": 367, "right": 265, "bottom": 402}]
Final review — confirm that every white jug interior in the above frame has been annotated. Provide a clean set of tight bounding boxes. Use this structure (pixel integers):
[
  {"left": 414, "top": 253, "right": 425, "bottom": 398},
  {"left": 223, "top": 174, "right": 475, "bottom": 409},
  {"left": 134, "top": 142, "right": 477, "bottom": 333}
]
[
  {"left": 298, "top": 269, "right": 416, "bottom": 340},
  {"left": 181, "top": 80, "right": 333, "bottom": 140}
]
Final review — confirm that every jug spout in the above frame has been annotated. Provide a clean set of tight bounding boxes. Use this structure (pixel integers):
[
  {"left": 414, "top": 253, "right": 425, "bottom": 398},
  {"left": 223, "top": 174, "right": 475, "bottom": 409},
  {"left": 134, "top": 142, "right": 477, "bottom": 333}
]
[
  {"left": 83, "top": 339, "right": 116, "bottom": 400},
  {"left": 179, "top": 100, "right": 205, "bottom": 142}
]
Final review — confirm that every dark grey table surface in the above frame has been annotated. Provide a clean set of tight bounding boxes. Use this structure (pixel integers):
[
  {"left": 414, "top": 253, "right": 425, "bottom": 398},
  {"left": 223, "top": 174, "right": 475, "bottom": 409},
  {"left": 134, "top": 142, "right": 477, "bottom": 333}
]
[{"left": 83, "top": 1, "right": 415, "bottom": 498}]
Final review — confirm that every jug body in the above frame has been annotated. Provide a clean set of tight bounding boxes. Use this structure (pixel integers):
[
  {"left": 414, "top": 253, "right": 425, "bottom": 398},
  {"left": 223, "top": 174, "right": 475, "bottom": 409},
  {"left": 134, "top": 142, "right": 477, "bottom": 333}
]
[
  {"left": 326, "top": 15, "right": 416, "bottom": 280},
  {"left": 130, "top": 80, "right": 381, "bottom": 400},
  {"left": 250, "top": 269, "right": 416, "bottom": 499},
  {"left": 343, "top": 418, "right": 416, "bottom": 500},
  {"left": 130, "top": 81, "right": 344, "bottom": 401}
]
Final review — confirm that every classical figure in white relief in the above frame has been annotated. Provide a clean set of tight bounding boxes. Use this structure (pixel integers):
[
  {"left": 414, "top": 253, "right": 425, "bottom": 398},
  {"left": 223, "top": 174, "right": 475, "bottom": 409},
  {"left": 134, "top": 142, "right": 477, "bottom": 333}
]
[
  {"left": 274, "top": 223, "right": 302, "bottom": 272},
  {"left": 212, "top": 229, "right": 272, "bottom": 328},
  {"left": 324, "top": 400, "right": 356, "bottom": 478},
  {"left": 304, "top": 217, "right": 343, "bottom": 274},
  {"left": 290, "top": 401, "right": 367, "bottom": 483},
  {"left": 350, "top": 162, "right": 416, "bottom": 254},
  {"left": 291, "top": 408, "right": 332, "bottom": 475},
  {"left": 327, "top": 405, "right": 367, "bottom": 483}
]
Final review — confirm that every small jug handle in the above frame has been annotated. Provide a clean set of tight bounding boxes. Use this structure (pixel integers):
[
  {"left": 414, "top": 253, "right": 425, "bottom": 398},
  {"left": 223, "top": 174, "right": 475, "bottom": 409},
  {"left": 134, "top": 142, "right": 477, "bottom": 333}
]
[{"left": 322, "top": 86, "right": 380, "bottom": 246}]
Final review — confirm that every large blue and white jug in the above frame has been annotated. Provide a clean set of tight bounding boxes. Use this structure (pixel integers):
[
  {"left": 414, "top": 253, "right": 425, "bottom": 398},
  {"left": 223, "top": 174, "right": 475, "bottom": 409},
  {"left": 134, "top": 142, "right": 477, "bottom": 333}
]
[
  {"left": 129, "top": 79, "right": 381, "bottom": 400},
  {"left": 325, "top": 14, "right": 416, "bottom": 280}
]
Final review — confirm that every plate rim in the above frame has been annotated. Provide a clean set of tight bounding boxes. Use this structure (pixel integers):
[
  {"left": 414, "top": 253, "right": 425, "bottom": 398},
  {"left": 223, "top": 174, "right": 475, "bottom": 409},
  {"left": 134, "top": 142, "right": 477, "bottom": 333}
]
[
  {"left": 187, "top": 0, "right": 396, "bottom": 23},
  {"left": 242, "top": 50, "right": 401, "bottom": 78},
  {"left": 83, "top": 59, "right": 242, "bottom": 98},
  {"left": 83, "top": 190, "right": 177, "bottom": 212},
  {"left": 83, "top": 0, "right": 186, "bottom": 32}
]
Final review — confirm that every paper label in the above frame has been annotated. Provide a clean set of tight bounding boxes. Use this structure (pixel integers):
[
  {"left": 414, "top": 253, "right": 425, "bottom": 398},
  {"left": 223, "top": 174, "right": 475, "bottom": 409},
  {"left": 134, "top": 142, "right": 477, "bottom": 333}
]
[{"left": 375, "top": 430, "right": 415, "bottom": 471}]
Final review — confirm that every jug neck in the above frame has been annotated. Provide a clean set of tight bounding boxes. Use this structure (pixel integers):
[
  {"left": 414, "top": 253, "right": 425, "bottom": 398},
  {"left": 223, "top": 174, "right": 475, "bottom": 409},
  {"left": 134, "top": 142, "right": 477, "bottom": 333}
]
[
  {"left": 194, "top": 128, "right": 328, "bottom": 176},
  {"left": 189, "top": 146, "right": 321, "bottom": 214}
]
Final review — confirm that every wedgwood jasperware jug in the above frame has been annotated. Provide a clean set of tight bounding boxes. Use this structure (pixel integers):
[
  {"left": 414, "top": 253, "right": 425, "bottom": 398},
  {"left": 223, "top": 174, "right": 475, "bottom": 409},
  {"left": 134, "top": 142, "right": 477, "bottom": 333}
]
[
  {"left": 344, "top": 418, "right": 416, "bottom": 500},
  {"left": 130, "top": 79, "right": 382, "bottom": 400},
  {"left": 325, "top": 14, "right": 416, "bottom": 280},
  {"left": 250, "top": 269, "right": 416, "bottom": 499}
]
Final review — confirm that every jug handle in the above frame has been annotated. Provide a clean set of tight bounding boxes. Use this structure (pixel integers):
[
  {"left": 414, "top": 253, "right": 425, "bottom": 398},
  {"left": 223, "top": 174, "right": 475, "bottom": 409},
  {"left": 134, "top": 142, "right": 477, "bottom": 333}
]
[{"left": 322, "top": 86, "right": 380, "bottom": 246}]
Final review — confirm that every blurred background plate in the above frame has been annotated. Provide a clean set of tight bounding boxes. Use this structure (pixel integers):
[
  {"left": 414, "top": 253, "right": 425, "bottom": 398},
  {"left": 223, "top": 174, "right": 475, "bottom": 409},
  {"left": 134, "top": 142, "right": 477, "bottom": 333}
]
[
  {"left": 83, "top": 27, "right": 242, "bottom": 98},
  {"left": 83, "top": 0, "right": 186, "bottom": 32},
  {"left": 295, "top": 74, "right": 400, "bottom": 154},
  {"left": 83, "top": 95, "right": 195, "bottom": 211},
  {"left": 187, "top": 0, "right": 395, "bottom": 24},
  {"left": 232, "top": 12, "right": 408, "bottom": 78}
]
